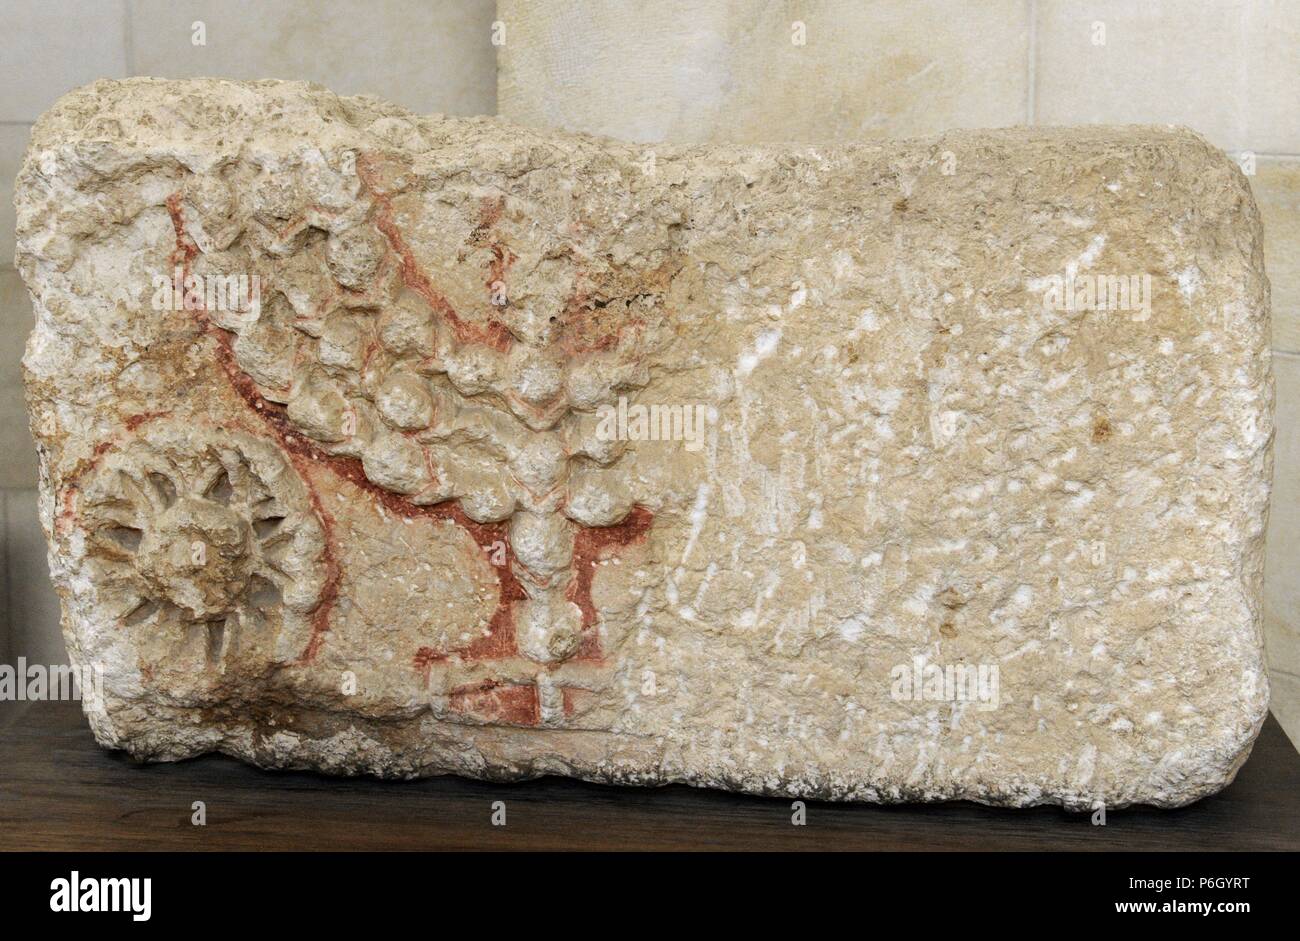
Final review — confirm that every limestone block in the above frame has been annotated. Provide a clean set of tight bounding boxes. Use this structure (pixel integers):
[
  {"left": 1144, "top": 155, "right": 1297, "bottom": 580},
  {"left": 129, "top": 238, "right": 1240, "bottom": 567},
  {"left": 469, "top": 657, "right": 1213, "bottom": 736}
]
[{"left": 15, "top": 79, "right": 1272, "bottom": 807}]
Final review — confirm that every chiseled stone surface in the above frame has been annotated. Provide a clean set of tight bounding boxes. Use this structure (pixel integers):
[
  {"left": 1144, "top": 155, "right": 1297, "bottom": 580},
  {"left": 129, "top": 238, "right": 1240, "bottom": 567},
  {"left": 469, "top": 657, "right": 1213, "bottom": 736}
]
[{"left": 15, "top": 79, "right": 1272, "bottom": 807}]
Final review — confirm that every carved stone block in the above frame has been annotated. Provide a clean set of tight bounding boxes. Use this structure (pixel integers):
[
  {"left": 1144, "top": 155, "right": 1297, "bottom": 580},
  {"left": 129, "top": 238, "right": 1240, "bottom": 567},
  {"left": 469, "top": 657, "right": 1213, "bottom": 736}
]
[{"left": 15, "top": 80, "right": 1272, "bottom": 807}]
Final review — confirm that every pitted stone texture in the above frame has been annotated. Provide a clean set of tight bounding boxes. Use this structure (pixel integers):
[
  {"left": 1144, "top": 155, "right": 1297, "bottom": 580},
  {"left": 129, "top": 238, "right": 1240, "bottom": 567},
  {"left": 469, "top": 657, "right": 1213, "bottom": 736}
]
[{"left": 16, "top": 79, "right": 1271, "bottom": 807}]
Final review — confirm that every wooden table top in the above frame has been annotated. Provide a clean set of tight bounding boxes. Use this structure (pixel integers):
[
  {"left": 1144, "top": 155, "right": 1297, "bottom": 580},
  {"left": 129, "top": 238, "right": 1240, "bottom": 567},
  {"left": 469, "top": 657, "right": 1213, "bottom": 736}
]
[{"left": 1, "top": 700, "right": 1296, "bottom": 851}]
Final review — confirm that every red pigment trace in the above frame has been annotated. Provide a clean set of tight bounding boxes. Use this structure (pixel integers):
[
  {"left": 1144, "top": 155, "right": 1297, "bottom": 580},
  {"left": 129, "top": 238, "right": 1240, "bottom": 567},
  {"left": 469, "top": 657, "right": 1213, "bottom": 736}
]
[
  {"left": 165, "top": 186, "right": 653, "bottom": 675},
  {"left": 56, "top": 416, "right": 173, "bottom": 536},
  {"left": 485, "top": 243, "right": 516, "bottom": 297},
  {"left": 124, "top": 410, "right": 167, "bottom": 431},
  {"left": 560, "top": 686, "right": 585, "bottom": 718},
  {"left": 412, "top": 646, "right": 443, "bottom": 685},
  {"left": 168, "top": 193, "right": 527, "bottom": 665},
  {"left": 168, "top": 194, "right": 341, "bottom": 664},
  {"left": 355, "top": 155, "right": 513, "bottom": 353},
  {"left": 474, "top": 196, "right": 517, "bottom": 299},
  {"left": 55, "top": 485, "right": 79, "bottom": 537},
  {"left": 449, "top": 679, "right": 540, "bottom": 727},
  {"left": 566, "top": 505, "right": 654, "bottom": 661}
]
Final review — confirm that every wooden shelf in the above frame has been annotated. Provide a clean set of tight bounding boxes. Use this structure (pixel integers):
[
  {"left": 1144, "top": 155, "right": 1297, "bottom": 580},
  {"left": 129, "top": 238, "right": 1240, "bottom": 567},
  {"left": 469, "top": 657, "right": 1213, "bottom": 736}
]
[{"left": 1, "top": 700, "right": 1296, "bottom": 851}]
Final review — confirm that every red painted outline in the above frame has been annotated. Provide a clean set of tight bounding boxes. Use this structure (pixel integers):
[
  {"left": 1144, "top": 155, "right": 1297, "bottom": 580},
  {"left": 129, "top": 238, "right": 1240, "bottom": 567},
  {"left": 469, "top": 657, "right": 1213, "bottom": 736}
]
[
  {"left": 168, "top": 192, "right": 523, "bottom": 665},
  {"left": 449, "top": 679, "right": 541, "bottom": 727},
  {"left": 165, "top": 179, "right": 653, "bottom": 672},
  {"left": 566, "top": 506, "right": 653, "bottom": 660},
  {"left": 356, "top": 155, "right": 513, "bottom": 352}
]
